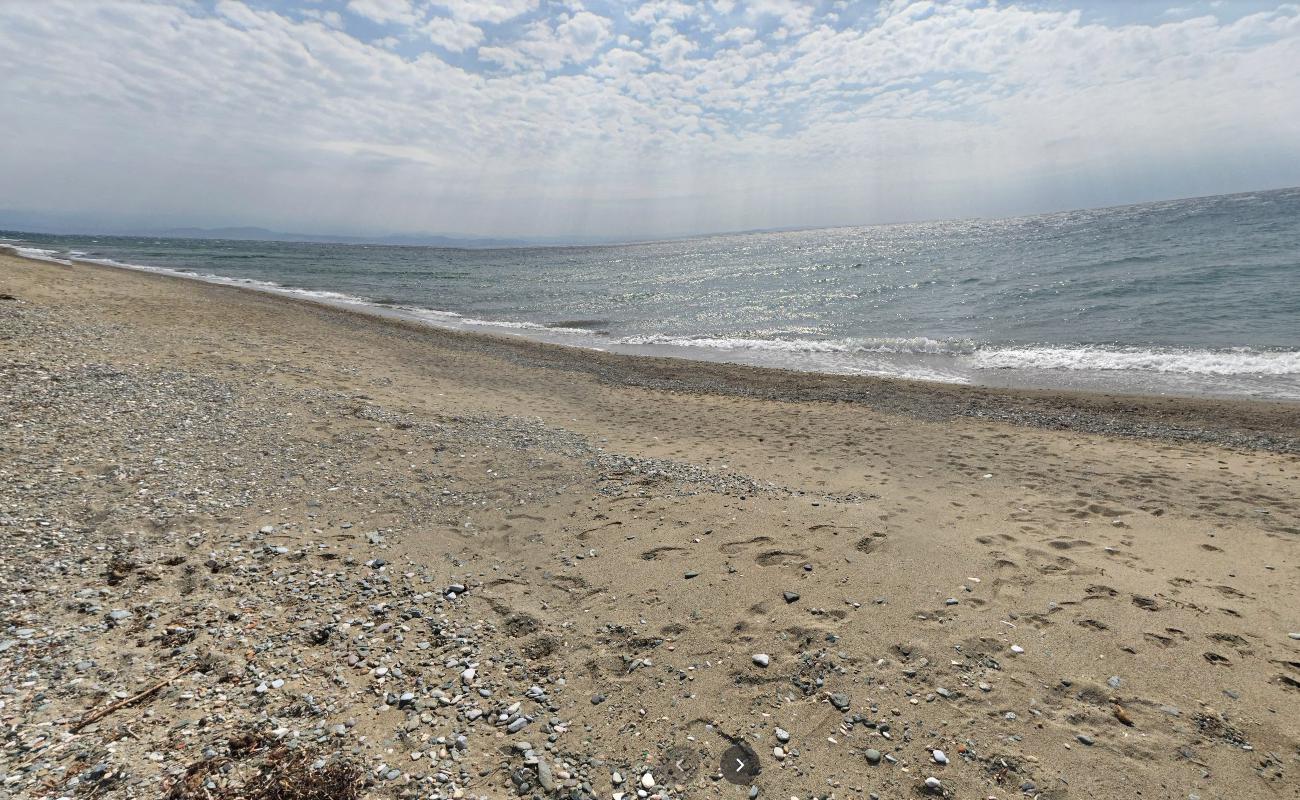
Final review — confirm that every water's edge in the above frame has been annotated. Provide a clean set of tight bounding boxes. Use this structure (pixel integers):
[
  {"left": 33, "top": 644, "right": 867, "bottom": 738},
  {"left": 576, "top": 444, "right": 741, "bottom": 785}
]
[{"left": 5, "top": 243, "right": 1299, "bottom": 410}]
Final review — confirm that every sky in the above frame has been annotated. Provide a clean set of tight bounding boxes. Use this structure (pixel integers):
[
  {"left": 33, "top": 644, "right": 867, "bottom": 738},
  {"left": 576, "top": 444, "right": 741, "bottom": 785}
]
[{"left": 2, "top": 0, "right": 1299, "bottom": 240}]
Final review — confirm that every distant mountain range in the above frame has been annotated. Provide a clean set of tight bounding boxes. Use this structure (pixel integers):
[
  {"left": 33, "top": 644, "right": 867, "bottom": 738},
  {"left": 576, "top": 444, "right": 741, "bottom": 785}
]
[
  {"left": 152, "top": 226, "right": 536, "bottom": 248},
  {"left": 0, "top": 212, "right": 625, "bottom": 248}
]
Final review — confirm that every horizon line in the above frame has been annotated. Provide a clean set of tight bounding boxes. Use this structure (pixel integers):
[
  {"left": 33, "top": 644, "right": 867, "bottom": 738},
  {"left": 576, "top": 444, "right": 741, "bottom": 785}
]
[{"left": 4, "top": 182, "right": 1297, "bottom": 251}]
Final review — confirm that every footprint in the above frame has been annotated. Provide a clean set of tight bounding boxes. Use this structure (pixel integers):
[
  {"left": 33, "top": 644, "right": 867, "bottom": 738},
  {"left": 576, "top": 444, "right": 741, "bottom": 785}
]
[
  {"left": 755, "top": 550, "right": 806, "bottom": 567},
  {"left": 1213, "top": 585, "right": 1249, "bottom": 599},
  {"left": 1048, "top": 539, "right": 1092, "bottom": 550},
  {"left": 854, "top": 534, "right": 886, "bottom": 554},
  {"left": 1131, "top": 595, "right": 1160, "bottom": 611},
  {"left": 719, "top": 536, "right": 773, "bottom": 556},
  {"left": 1208, "top": 633, "right": 1252, "bottom": 654}
]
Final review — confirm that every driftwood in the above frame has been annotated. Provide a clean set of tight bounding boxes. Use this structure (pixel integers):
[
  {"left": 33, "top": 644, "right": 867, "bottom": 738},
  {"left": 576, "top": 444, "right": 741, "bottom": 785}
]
[{"left": 70, "top": 664, "right": 197, "bottom": 732}]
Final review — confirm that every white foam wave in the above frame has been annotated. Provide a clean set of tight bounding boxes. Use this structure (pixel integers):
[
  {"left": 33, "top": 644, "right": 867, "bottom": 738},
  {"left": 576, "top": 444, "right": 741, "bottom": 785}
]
[
  {"left": 971, "top": 346, "right": 1300, "bottom": 376},
  {"left": 9, "top": 245, "right": 73, "bottom": 265},
  {"left": 618, "top": 334, "right": 967, "bottom": 355},
  {"left": 461, "top": 317, "right": 589, "bottom": 335}
]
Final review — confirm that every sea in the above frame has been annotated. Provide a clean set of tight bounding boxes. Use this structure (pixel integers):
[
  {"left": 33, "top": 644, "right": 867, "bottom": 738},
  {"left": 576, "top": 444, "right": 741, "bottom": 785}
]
[{"left": 4, "top": 187, "right": 1299, "bottom": 401}]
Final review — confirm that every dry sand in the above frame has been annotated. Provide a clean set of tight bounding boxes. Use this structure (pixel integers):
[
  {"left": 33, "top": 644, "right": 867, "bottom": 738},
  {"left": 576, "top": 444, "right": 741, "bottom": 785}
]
[{"left": 1, "top": 250, "right": 1298, "bottom": 799}]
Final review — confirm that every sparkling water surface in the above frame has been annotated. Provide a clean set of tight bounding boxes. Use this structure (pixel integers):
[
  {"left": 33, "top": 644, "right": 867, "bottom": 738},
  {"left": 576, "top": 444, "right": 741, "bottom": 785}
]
[{"left": 5, "top": 187, "right": 1298, "bottom": 399}]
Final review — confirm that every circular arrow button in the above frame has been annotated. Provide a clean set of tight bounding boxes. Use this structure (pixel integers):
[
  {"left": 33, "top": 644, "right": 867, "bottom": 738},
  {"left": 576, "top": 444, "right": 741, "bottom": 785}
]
[{"left": 720, "top": 742, "right": 760, "bottom": 785}]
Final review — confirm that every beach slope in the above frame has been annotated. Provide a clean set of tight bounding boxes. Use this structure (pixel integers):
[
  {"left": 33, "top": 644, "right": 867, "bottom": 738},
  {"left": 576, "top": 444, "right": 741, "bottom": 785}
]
[{"left": 1, "top": 251, "right": 1297, "bottom": 799}]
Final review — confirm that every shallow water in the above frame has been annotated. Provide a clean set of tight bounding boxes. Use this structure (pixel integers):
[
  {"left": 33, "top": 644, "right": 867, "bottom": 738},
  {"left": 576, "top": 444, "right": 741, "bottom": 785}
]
[{"left": 5, "top": 187, "right": 1299, "bottom": 399}]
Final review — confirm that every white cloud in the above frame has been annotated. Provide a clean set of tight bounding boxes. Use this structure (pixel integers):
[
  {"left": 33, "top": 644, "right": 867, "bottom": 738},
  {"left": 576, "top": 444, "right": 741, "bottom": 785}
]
[
  {"left": 629, "top": 0, "right": 698, "bottom": 26},
  {"left": 592, "top": 47, "right": 652, "bottom": 79},
  {"left": 480, "top": 10, "right": 613, "bottom": 70},
  {"left": 719, "top": 26, "right": 757, "bottom": 44},
  {"left": 345, "top": 0, "right": 420, "bottom": 26},
  {"left": 0, "top": 1, "right": 1297, "bottom": 237},
  {"left": 434, "top": 0, "right": 538, "bottom": 24},
  {"left": 300, "top": 8, "right": 345, "bottom": 29},
  {"left": 424, "top": 15, "right": 483, "bottom": 51},
  {"left": 748, "top": 0, "right": 814, "bottom": 33}
]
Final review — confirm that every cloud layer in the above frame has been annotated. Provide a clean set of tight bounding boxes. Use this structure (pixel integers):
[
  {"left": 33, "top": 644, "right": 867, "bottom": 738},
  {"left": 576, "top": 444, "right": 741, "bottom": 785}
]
[{"left": 1, "top": 0, "right": 1298, "bottom": 238}]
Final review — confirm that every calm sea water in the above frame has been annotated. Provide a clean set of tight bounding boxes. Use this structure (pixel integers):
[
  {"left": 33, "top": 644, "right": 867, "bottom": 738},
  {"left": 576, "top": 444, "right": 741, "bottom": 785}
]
[{"left": 5, "top": 188, "right": 1299, "bottom": 399}]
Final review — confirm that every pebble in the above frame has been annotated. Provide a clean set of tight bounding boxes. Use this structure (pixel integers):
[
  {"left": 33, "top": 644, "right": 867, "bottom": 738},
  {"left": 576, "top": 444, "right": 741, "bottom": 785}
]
[
  {"left": 924, "top": 776, "right": 942, "bottom": 791},
  {"left": 1289, "top": 632, "right": 1300, "bottom": 640},
  {"left": 775, "top": 727, "right": 790, "bottom": 743},
  {"left": 932, "top": 749, "right": 948, "bottom": 764},
  {"left": 783, "top": 591, "right": 800, "bottom": 603},
  {"left": 1010, "top": 644, "right": 1025, "bottom": 654},
  {"left": 536, "top": 759, "right": 555, "bottom": 791},
  {"left": 1077, "top": 734, "right": 1095, "bottom": 746},
  {"left": 641, "top": 771, "right": 656, "bottom": 788},
  {"left": 752, "top": 653, "right": 770, "bottom": 667},
  {"left": 829, "top": 693, "right": 850, "bottom": 711},
  {"left": 864, "top": 748, "right": 882, "bottom": 764},
  {"left": 684, "top": 571, "right": 699, "bottom": 579}
]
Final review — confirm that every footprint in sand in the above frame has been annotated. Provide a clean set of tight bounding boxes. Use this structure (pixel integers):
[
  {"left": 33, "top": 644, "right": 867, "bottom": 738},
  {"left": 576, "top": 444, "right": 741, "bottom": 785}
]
[
  {"left": 718, "top": 536, "right": 773, "bottom": 556},
  {"left": 754, "top": 550, "right": 806, "bottom": 567},
  {"left": 1047, "top": 538, "right": 1092, "bottom": 550}
]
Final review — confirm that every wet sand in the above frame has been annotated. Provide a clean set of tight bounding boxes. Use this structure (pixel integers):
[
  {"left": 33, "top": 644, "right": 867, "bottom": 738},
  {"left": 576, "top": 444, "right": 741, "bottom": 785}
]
[{"left": 1, "top": 250, "right": 1298, "bottom": 799}]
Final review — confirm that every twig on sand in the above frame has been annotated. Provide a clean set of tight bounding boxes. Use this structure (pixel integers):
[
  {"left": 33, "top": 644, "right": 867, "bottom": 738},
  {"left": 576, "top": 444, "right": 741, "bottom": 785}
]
[{"left": 70, "top": 664, "right": 197, "bottom": 732}]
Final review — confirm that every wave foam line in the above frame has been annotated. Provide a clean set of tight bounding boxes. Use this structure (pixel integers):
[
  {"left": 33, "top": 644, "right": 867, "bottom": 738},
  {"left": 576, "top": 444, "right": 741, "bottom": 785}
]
[
  {"left": 618, "top": 334, "right": 967, "bottom": 355},
  {"left": 972, "top": 346, "right": 1300, "bottom": 376},
  {"left": 618, "top": 334, "right": 1300, "bottom": 376}
]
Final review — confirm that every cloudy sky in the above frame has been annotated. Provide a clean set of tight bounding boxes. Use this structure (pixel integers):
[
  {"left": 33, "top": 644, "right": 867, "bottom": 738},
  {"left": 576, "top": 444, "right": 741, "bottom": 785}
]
[{"left": 2, "top": 0, "right": 1299, "bottom": 239}]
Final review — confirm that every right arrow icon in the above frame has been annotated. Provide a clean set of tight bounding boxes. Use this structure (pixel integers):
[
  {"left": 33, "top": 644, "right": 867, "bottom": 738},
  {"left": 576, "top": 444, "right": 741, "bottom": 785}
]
[{"left": 721, "top": 743, "right": 760, "bottom": 786}]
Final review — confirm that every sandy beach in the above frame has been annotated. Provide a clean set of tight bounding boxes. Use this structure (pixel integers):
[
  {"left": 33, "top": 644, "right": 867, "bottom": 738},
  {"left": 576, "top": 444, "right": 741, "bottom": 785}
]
[{"left": 1, "top": 248, "right": 1298, "bottom": 799}]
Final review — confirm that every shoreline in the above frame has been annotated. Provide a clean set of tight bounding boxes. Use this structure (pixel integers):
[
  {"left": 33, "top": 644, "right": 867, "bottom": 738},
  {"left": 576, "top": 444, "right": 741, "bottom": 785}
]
[
  {"left": 5, "top": 246, "right": 1298, "bottom": 454},
  {"left": 6, "top": 240, "right": 1300, "bottom": 403}
]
